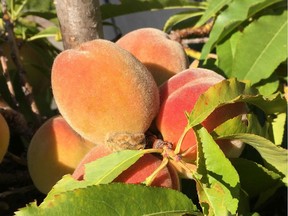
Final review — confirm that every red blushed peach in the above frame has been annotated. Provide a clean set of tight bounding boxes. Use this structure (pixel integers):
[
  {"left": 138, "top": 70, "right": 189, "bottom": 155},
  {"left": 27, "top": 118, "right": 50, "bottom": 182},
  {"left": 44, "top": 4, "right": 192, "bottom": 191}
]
[
  {"left": 159, "top": 68, "right": 225, "bottom": 103},
  {"left": 156, "top": 68, "right": 247, "bottom": 161},
  {"left": 0, "top": 113, "right": 9, "bottom": 162},
  {"left": 116, "top": 28, "right": 189, "bottom": 85},
  {"left": 51, "top": 39, "right": 159, "bottom": 147},
  {"left": 72, "top": 145, "right": 180, "bottom": 190},
  {"left": 27, "top": 116, "right": 94, "bottom": 194}
]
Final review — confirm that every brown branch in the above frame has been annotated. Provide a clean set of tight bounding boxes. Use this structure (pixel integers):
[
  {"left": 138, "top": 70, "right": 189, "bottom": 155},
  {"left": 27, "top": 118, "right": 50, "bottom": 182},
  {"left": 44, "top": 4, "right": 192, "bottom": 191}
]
[
  {"left": 55, "top": 0, "right": 104, "bottom": 49},
  {"left": 1, "top": 0, "right": 41, "bottom": 124},
  {"left": 169, "top": 21, "right": 214, "bottom": 43},
  {"left": 0, "top": 49, "right": 18, "bottom": 107}
]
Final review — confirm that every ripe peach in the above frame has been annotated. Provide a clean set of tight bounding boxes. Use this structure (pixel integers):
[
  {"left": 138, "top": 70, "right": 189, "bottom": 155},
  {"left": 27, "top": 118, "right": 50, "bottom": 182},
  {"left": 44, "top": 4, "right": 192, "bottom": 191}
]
[
  {"left": 72, "top": 145, "right": 180, "bottom": 190},
  {"left": 0, "top": 113, "right": 9, "bottom": 162},
  {"left": 51, "top": 39, "right": 159, "bottom": 147},
  {"left": 156, "top": 68, "right": 247, "bottom": 161},
  {"left": 116, "top": 28, "right": 189, "bottom": 85},
  {"left": 27, "top": 115, "right": 94, "bottom": 194}
]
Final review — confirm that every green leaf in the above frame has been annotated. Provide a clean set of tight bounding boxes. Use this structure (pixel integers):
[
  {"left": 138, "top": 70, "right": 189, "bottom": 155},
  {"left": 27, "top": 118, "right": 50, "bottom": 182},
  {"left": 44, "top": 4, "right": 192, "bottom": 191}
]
[
  {"left": 270, "top": 112, "right": 287, "bottom": 146},
  {"left": 45, "top": 150, "right": 149, "bottom": 201},
  {"left": 216, "top": 30, "right": 242, "bottom": 77},
  {"left": 212, "top": 114, "right": 269, "bottom": 139},
  {"left": 196, "top": 0, "right": 232, "bottom": 27},
  {"left": 84, "top": 149, "right": 147, "bottom": 183},
  {"left": 200, "top": 0, "right": 283, "bottom": 59},
  {"left": 194, "top": 126, "right": 240, "bottom": 215},
  {"left": 214, "top": 133, "right": 288, "bottom": 184},
  {"left": 100, "top": 0, "right": 206, "bottom": 20},
  {"left": 231, "top": 158, "right": 283, "bottom": 198},
  {"left": 15, "top": 184, "right": 198, "bottom": 216},
  {"left": 187, "top": 78, "right": 286, "bottom": 128},
  {"left": 27, "top": 26, "right": 60, "bottom": 41},
  {"left": 212, "top": 112, "right": 287, "bottom": 180},
  {"left": 255, "top": 73, "right": 280, "bottom": 96},
  {"left": 231, "top": 9, "right": 288, "bottom": 84},
  {"left": 163, "top": 10, "right": 204, "bottom": 32}
]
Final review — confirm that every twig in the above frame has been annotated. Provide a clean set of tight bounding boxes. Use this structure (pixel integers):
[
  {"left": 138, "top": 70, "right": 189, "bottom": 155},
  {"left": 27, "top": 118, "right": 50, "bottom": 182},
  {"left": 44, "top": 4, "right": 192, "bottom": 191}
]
[
  {"left": 0, "top": 49, "right": 18, "bottom": 107},
  {"left": 1, "top": 0, "right": 41, "bottom": 124},
  {"left": 169, "top": 21, "right": 214, "bottom": 43},
  {"left": 181, "top": 37, "right": 209, "bottom": 45}
]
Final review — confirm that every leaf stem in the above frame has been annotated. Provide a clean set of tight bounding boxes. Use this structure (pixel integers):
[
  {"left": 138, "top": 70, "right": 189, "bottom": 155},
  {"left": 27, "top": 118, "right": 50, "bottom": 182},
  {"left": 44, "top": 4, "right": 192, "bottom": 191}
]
[
  {"left": 174, "top": 126, "right": 190, "bottom": 154},
  {"left": 144, "top": 157, "right": 169, "bottom": 186}
]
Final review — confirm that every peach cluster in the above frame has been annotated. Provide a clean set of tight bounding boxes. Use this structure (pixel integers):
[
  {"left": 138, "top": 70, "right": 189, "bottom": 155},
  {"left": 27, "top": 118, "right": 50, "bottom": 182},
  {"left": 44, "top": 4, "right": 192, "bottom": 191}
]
[
  {"left": 0, "top": 113, "right": 9, "bottom": 162},
  {"left": 27, "top": 27, "right": 245, "bottom": 194}
]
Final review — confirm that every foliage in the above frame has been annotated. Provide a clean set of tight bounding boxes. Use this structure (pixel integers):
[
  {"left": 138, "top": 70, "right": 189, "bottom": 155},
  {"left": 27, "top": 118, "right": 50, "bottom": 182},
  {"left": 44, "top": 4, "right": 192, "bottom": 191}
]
[
  {"left": 0, "top": 0, "right": 286, "bottom": 215},
  {"left": 0, "top": 0, "right": 60, "bottom": 123}
]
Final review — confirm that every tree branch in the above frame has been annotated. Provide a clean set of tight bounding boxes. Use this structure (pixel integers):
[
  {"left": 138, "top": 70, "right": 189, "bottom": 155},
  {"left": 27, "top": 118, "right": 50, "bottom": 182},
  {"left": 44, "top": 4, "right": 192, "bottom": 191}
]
[
  {"left": 1, "top": 0, "right": 41, "bottom": 124},
  {"left": 55, "top": 0, "right": 104, "bottom": 50}
]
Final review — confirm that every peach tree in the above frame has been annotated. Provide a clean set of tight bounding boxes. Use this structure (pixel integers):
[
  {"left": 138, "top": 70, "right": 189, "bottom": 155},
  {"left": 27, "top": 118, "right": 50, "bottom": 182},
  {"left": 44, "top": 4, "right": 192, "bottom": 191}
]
[{"left": 0, "top": 0, "right": 286, "bottom": 215}]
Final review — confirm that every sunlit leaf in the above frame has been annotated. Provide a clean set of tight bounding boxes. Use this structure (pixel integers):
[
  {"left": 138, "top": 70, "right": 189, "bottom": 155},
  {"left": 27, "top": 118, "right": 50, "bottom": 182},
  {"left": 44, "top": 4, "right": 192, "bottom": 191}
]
[
  {"left": 163, "top": 10, "right": 203, "bottom": 32},
  {"left": 212, "top": 114, "right": 269, "bottom": 139},
  {"left": 187, "top": 78, "right": 286, "bottom": 128},
  {"left": 214, "top": 131, "right": 288, "bottom": 184},
  {"left": 45, "top": 150, "right": 150, "bottom": 201},
  {"left": 231, "top": 9, "right": 287, "bottom": 84},
  {"left": 200, "top": 0, "right": 282, "bottom": 59},
  {"left": 270, "top": 112, "right": 287, "bottom": 146},
  {"left": 216, "top": 30, "right": 242, "bottom": 77},
  {"left": 196, "top": 0, "right": 232, "bottom": 27},
  {"left": 84, "top": 149, "right": 148, "bottom": 183},
  {"left": 195, "top": 126, "right": 240, "bottom": 215},
  {"left": 28, "top": 26, "right": 60, "bottom": 41},
  {"left": 15, "top": 184, "right": 198, "bottom": 216}
]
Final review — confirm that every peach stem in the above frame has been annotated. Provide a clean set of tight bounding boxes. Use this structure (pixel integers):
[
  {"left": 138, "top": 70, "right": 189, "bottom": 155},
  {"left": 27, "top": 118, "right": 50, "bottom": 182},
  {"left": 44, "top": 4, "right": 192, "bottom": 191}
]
[
  {"left": 143, "top": 157, "right": 169, "bottom": 186},
  {"left": 174, "top": 126, "right": 190, "bottom": 154},
  {"left": 181, "top": 145, "right": 197, "bottom": 158}
]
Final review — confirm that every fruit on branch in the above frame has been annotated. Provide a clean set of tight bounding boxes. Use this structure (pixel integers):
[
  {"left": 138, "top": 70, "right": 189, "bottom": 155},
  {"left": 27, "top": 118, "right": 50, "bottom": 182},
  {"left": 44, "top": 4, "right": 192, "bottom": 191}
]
[
  {"left": 51, "top": 39, "right": 159, "bottom": 146},
  {"left": 27, "top": 116, "right": 94, "bottom": 194},
  {"left": 156, "top": 68, "right": 247, "bottom": 161},
  {"left": 0, "top": 113, "right": 10, "bottom": 162},
  {"left": 116, "top": 28, "right": 189, "bottom": 85},
  {"left": 72, "top": 145, "right": 180, "bottom": 190}
]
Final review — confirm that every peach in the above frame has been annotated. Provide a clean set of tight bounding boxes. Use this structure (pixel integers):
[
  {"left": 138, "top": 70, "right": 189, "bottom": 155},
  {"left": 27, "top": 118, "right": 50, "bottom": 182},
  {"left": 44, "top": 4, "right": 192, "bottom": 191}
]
[
  {"left": 156, "top": 68, "right": 247, "bottom": 161},
  {"left": 51, "top": 39, "right": 159, "bottom": 147},
  {"left": 27, "top": 115, "right": 94, "bottom": 194},
  {"left": 116, "top": 28, "right": 189, "bottom": 85},
  {"left": 0, "top": 113, "right": 9, "bottom": 162},
  {"left": 72, "top": 145, "right": 180, "bottom": 190}
]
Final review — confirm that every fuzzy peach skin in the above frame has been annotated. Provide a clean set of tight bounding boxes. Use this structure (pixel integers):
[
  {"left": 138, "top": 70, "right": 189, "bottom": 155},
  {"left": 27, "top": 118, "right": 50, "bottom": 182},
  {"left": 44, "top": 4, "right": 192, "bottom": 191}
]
[
  {"left": 156, "top": 68, "right": 247, "bottom": 161},
  {"left": 116, "top": 28, "right": 189, "bottom": 85},
  {"left": 51, "top": 39, "right": 159, "bottom": 146},
  {"left": 72, "top": 145, "right": 180, "bottom": 190},
  {"left": 0, "top": 113, "right": 9, "bottom": 162},
  {"left": 27, "top": 116, "right": 94, "bottom": 194}
]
